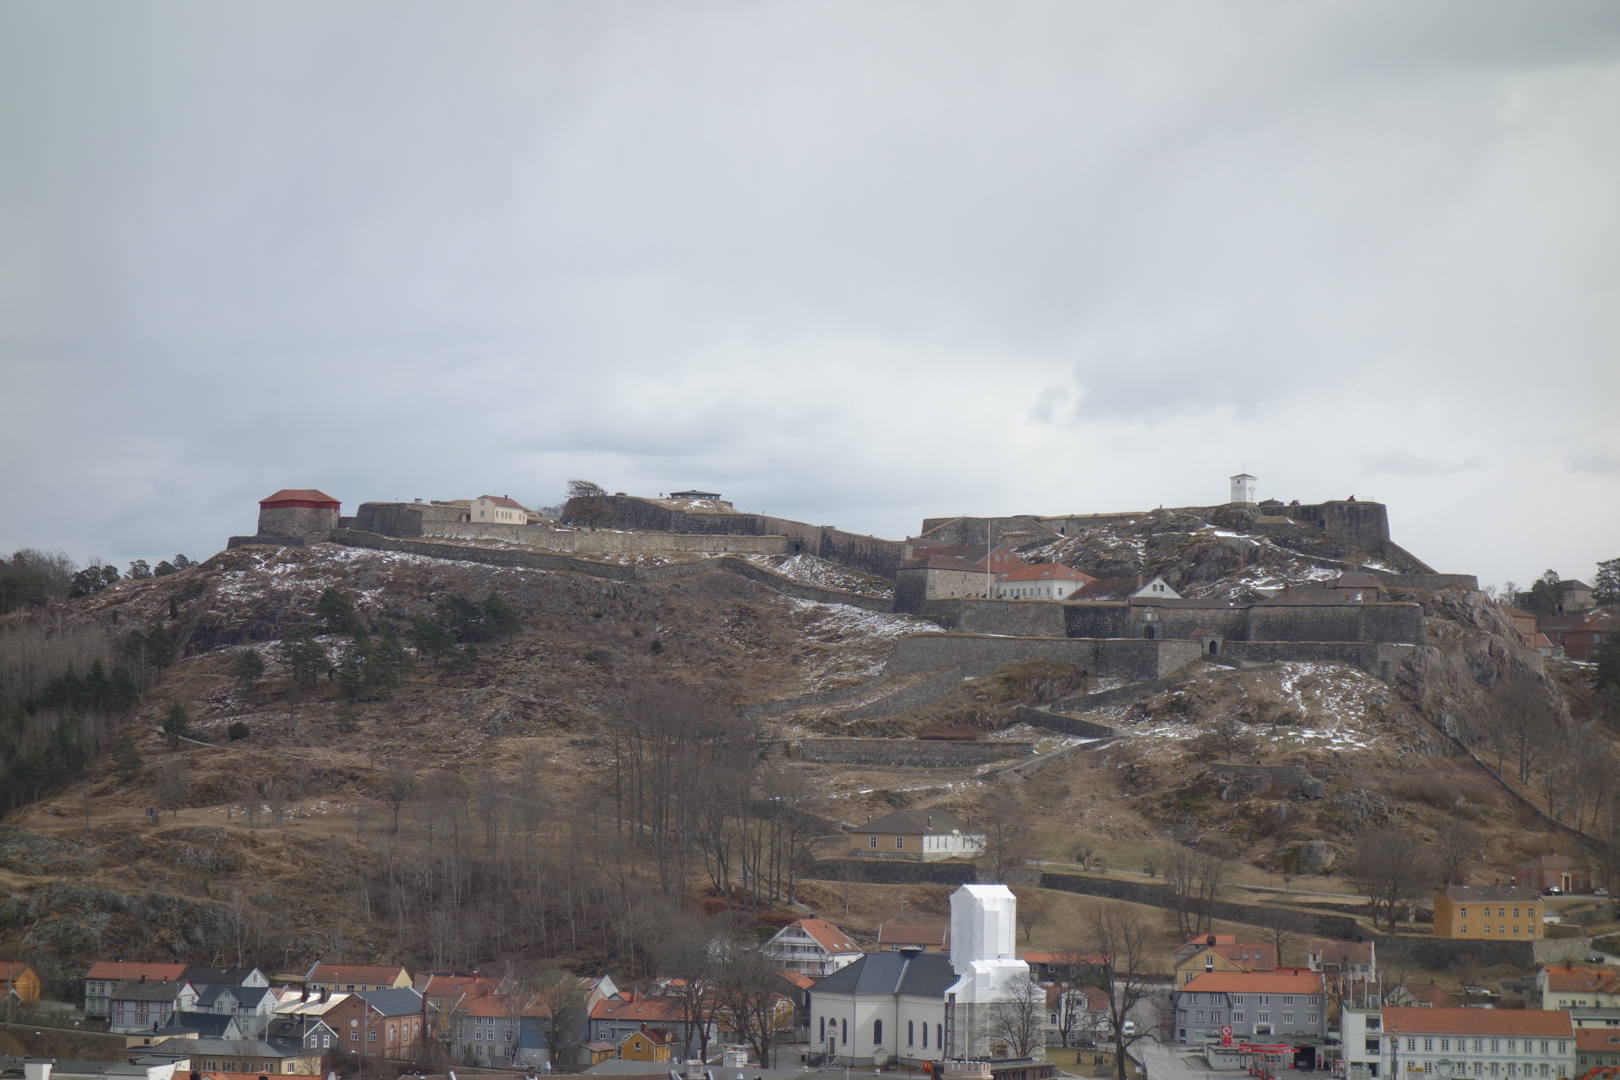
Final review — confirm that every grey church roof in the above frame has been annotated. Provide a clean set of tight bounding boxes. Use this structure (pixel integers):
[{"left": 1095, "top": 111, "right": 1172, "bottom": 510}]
[
  {"left": 811, "top": 950, "right": 956, "bottom": 998},
  {"left": 356, "top": 986, "right": 425, "bottom": 1017}
]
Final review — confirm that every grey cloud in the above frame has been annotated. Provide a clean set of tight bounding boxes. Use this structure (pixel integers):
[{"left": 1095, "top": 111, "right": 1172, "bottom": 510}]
[{"left": 1363, "top": 453, "right": 1484, "bottom": 478}]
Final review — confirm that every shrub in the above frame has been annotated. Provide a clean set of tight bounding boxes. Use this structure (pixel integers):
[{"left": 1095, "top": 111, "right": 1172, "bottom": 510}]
[
  {"left": 584, "top": 649, "right": 613, "bottom": 665},
  {"left": 227, "top": 721, "right": 250, "bottom": 741}
]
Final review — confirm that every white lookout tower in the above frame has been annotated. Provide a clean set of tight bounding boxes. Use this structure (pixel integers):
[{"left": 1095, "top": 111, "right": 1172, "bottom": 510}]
[{"left": 1229, "top": 472, "right": 1258, "bottom": 506}]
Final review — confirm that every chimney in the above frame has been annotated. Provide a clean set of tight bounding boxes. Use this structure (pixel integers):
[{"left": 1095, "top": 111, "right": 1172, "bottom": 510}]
[
  {"left": 320, "top": 987, "right": 329, "bottom": 1002},
  {"left": 141, "top": 974, "right": 147, "bottom": 982},
  {"left": 301, "top": 985, "right": 309, "bottom": 1002},
  {"left": 23, "top": 1063, "right": 52, "bottom": 1080},
  {"left": 1206, "top": 935, "right": 1216, "bottom": 947},
  {"left": 1136, "top": 573, "right": 1144, "bottom": 588}
]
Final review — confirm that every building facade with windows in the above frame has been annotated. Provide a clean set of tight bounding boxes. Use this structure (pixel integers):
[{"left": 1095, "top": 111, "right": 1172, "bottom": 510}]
[
  {"left": 1432, "top": 886, "right": 1544, "bottom": 941},
  {"left": 1173, "top": 971, "right": 1326, "bottom": 1046},
  {"left": 1378, "top": 1007, "right": 1574, "bottom": 1080},
  {"left": 850, "top": 809, "right": 985, "bottom": 862},
  {"left": 761, "top": 918, "right": 865, "bottom": 976}
]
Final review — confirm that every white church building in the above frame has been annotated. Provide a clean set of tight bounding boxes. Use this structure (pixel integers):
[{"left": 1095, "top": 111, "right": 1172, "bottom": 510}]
[{"left": 809, "top": 884, "right": 1035, "bottom": 1066}]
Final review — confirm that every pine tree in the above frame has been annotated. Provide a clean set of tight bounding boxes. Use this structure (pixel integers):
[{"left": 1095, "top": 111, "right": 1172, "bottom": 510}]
[
  {"left": 1595, "top": 558, "right": 1620, "bottom": 606},
  {"left": 482, "top": 592, "right": 523, "bottom": 638},
  {"left": 316, "top": 587, "right": 359, "bottom": 634},
  {"left": 161, "top": 704, "right": 192, "bottom": 748},
  {"left": 408, "top": 616, "right": 456, "bottom": 665},
  {"left": 112, "top": 731, "right": 144, "bottom": 778},
  {"left": 231, "top": 649, "right": 265, "bottom": 696},
  {"left": 145, "top": 623, "right": 178, "bottom": 670}
]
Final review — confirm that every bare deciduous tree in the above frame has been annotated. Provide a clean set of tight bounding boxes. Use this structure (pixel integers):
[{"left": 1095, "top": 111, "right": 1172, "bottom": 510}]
[
  {"left": 1435, "top": 820, "right": 1483, "bottom": 886},
  {"left": 977, "top": 791, "right": 1032, "bottom": 882},
  {"left": 1349, "top": 827, "right": 1435, "bottom": 932},
  {"left": 1164, "top": 836, "right": 1232, "bottom": 938},
  {"left": 1079, "top": 903, "right": 1159, "bottom": 1080},
  {"left": 987, "top": 973, "right": 1046, "bottom": 1059}
]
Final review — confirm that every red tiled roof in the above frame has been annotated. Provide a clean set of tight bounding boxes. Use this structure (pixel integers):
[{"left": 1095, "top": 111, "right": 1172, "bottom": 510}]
[
  {"left": 308, "top": 963, "right": 409, "bottom": 984},
  {"left": 777, "top": 972, "right": 816, "bottom": 990},
  {"left": 86, "top": 961, "right": 189, "bottom": 981},
  {"left": 260, "top": 489, "right": 340, "bottom": 507},
  {"left": 2, "top": 962, "right": 34, "bottom": 980},
  {"left": 876, "top": 923, "right": 948, "bottom": 947},
  {"left": 997, "top": 563, "right": 1094, "bottom": 583},
  {"left": 477, "top": 495, "right": 529, "bottom": 510},
  {"left": 1542, "top": 967, "right": 1620, "bottom": 994},
  {"left": 790, "top": 918, "right": 860, "bottom": 954},
  {"left": 1178, "top": 972, "right": 1323, "bottom": 995},
  {"left": 1577, "top": 1030, "right": 1620, "bottom": 1051},
  {"left": 1382, "top": 1006, "right": 1571, "bottom": 1036},
  {"left": 1308, "top": 941, "right": 1373, "bottom": 966},
  {"left": 590, "top": 997, "right": 687, "bottom": 1023}
]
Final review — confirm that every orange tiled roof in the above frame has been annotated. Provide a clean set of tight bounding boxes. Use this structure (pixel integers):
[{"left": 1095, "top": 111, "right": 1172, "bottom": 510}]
[
  {"left": 260, "top": 489, "right": 340, "bottom": 506},
  {"left": 590, "top": 997, "right": 687, "bottom": 1023},
  {"left": 86, "top": 962, "right": 189, "bottom": 981},
  {"left": 2, "top": 962, "right": 35, "bottom": 980},
  {"left": 790, "top": 918, "right": 860, "bottom": 954},
  {"left": 877, "top": 923, "right": 948, "bottom": 946},
  {"left": 308, "top": 963, "right": 408, "bottom": 984},
  {"left": 1543, "top": 967, "right": 1620, "bottom": 994},
  {"left": 477, "top": 495, "right": 529, "bottom": 510},
  {"left": 997, "top": 563, "right": 1094, "bottom": 583},
  {"left": 1383, "top": 1007, "right": 1572, "bottom": 1036},
  {"left": 1178, "top": 972, "right": 1323, "bottom": 995},
  {"left": 1577, "top": 1030, "right": 1620, "bottom": 1051},
  {"left": 778, "top": 972, "right": 816, "bottom": 990}
]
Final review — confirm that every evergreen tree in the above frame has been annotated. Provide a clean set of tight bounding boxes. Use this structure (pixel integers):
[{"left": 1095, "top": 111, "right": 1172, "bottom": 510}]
[
  {"left": 85, "top": 657, "right": 108, "bottom": 709},
  {"left": 1525, "top": 569, "right": 1563, "bottom": 616},
  {"left": 112, "top": 731, "right": 144, "bottom": 778},
  {"left": 277, "top": 630, "right": 330, "bottom": 690},
  {"left": 144, "top": 623, "right": 178, "bottom": 670},
  {"left": 435, "top": 593, "right": 486, "bottom": 641},
  {"left": 128, "top": 559, "right": 152, "bottom": 580},
  {"left": 153, "top": 560, "right": 176, "bottom": 576},
  {"left": 173, "top": 554, "right": 193, "bottom": 570},
  {"left": 161, "top": 703, "right": 192, "bottom": 748},
  {"left": 1595, "top": 632, "right": 1620, "bottom": 699},
  {"left": 482, "top": 592, "right": 523, "bottom": 638},
  {"left": 0, "top": 563, "right": 48, "bottom": 612},
  {"left": 231, "top": 649, "right": 265, "bottom": 696},
  {"left": 407, "top": 616, "right": 456, "bottom": 665},
  {"left": 1596, "top": 558, "right": 1620, "bottom": 606},
  {"left": 316, "top": 587, "right": 360, "bottom": 634},
  {"left": 333, "top": 701, "right": 360, "bottom": 733},
  {"left": 168, "top": 596, "right": 179, "bottom": 620},
  {"left": 107, "top": 665, "right": 140, "bottom": 710}
]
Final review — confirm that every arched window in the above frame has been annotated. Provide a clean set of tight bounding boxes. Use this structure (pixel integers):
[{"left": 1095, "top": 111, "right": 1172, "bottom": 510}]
[
  {"left": 874, "top": 1019, "right": 883, "bottom": 1046},
  {"left": 908, "top": 1021, "right": 915, "bottom": 1046},
  {"left": 819, "top": 1018, "right": 826, "bottom": 1041},
  {"left": 842, "top": 1019, "right": 848, "bottom": 1045},
  {"left": 937, "top": 1024, "right": 943, "bottom": 1051},
  {"left": 922, "top": 1022, "right": 928, "bottom": 1049}
]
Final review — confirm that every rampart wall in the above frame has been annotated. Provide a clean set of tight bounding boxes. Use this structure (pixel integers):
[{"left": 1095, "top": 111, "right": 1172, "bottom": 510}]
[
  {"left": 259, "top": 505, "right": 339, "bottom": 540},
  {"left": 1013, "top": 707, "right": 1116, "bottom": 739},
  {"left": 842, "top": 667, "right": 967, "bottom": 721},
  {"left": 917, "top": 599, "right": 1067, "bottom": 637},
  {"left": 563, "top": 495, "right": 907, "bottom": 578},
  {"left": 1058, "top": 601, "right": 1426, "bottom": 646},
  {"left": 1219, "top": 641, "right": 1420, "bottom": 679},
  {"left": 883, "top": 634, "right": 1204, "bottom": 681},
  {"left": 323, "top": 530, "right": 891, "bottom": 610},
  {"left": 792, "top": 738, "right": 1033, "bottom": 768},
  {"left": 1376, "top": 573, "right": 1480, "bottom": 591},
  {"left": 914, "top": 515, "right": 1065, "bottom": 547}
]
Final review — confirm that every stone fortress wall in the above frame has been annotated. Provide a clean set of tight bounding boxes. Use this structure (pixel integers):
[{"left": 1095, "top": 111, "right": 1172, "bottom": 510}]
[
  {"left": 355, "top": 501, "right": 794, "bottom": 557},
  {"left": 558, "top": 494, "right": 908, "bottom": 578}
]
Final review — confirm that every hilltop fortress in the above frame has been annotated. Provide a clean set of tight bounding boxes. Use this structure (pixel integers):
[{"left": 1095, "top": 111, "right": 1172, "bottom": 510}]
[{"left": 227, "top": 475, "right": 1479, "bottom": 683}]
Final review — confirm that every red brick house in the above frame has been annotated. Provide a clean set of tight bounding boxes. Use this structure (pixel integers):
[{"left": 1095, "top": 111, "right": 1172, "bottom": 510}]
[
  {"left": 1516, "top": 851, "right": 1593, "bottom": 893},
  {"left": 1563, "top": 613, "right": 1616, "bottom": 662}
]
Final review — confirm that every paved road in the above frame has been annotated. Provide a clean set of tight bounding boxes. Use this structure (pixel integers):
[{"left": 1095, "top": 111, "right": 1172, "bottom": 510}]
[{"left": 1136, "top": 1039, "right": 1225, "bottom": 1080}]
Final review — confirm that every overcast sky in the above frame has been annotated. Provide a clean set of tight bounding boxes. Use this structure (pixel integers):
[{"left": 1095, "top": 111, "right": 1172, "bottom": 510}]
[{"left": 3, "top": 1, "right": 1618, "bottom": 589}]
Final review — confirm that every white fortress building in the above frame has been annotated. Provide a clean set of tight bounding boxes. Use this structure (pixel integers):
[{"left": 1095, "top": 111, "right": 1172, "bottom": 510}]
[{"left": 1230, "top": 472, "right": 1258, "bottom": 505}]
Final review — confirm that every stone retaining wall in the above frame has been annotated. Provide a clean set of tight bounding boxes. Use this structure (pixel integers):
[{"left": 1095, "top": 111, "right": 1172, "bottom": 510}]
[
  {"left": 917, "top": 599, "right": 1068, "bottom": 637},
  {"left": 842, "top": 667, "right": 967, "bottom": 720},
  {"left": 792, "top": 738, "right": 1034, "bottom": 768},
  {"left": 883, "top": 634, "right": 1204, "bottom": 682},
  {"left": 325, "top": 531, "right": 889, "bottom": 610},
  {"left": 1014, "top": 707, "right": 1116, "bottom": 739},
  {"left": 1219, "top": 641, "right": 1419, "bottom": 679}
]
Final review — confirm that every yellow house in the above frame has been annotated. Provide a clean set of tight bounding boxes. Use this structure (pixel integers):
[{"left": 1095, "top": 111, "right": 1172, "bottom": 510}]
[
  {"left": 1, "top": 962, "right": 41, "bottom": 1003},
  {"left": 619, "top": 1024, "right": 676, "bottom": 1061},
  {"left": 1433, "top": 884, "right": 1543, "bottom": 940},
  {"left": 1172, "top": 936, "right": 1278, "bottom": 986},
  {"left": 582, "top": 1040, "right": 617, "bottom": 1066}
]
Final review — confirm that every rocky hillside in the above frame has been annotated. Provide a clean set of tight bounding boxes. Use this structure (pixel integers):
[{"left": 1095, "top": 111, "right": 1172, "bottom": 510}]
[{"left": 0, "top": 521, "right": 1601, "bottom": 996}]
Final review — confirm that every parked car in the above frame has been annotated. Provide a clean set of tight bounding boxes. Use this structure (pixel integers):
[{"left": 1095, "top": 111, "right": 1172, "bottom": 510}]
[
  {"left": 1589, "top": 954, "right": 1607, "bottom": 963},
  {"left": 1545, "top": 887, "right": 1564, "bottom": 896},
  {"left": 1597, "top": 888, "right": 1610, "bottom": 897},
  {"left": 1121, "top": 1020, "right": 1137, "bottom": 1037}
]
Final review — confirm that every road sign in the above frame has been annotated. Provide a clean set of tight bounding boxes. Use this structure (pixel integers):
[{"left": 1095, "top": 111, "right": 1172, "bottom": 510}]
[{"left": 1221, "top": 1026, "right": 1233, "bottom": 1047}]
